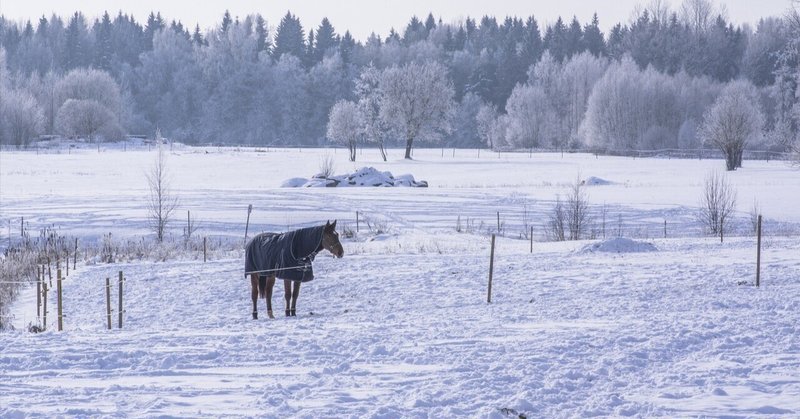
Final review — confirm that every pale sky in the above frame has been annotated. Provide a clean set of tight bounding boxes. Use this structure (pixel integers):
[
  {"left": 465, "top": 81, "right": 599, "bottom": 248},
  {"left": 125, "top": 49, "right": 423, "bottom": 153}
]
[{"left": 0, "top": 0, "right": 792, "bottom": 40}]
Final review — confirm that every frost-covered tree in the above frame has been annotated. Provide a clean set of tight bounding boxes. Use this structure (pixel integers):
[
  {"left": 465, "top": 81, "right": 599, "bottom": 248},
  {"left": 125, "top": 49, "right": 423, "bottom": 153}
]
[
  {"left": 581, "top": 57, "right": 643, "bottom": 150},
  {"left": 55, "top": 68, "right": 121, "bottom": 114},
  {"left": 379, "top": 61, "right": 455, "bottom": 159},
  {"left": 504, "top": 84, "right": 554, "bottom": 151},
  {"left": 0, "top": 89, "right": 44, "bottom": 146},
  {"left": 137, "top": 28, "right": 201, "bottom": 139},
  {"left": 700, "top": 80, "right": 764, "bottom": 170},
  {"left": 307, "top": 53, "right": 351, "bottom": 144},
  {"left": 326, "top": 100, "right": 362, "bottom": 161},
  {"left": 446, "top": 91, "right": 483, "bottom": 148},
  {"left": 56, "top": 98, "right": 119, "bottom": 140},
  {"left": 476, "top": 103, "right": 499, "bottom": 149},
  {"left": 355, "top": 64, "right": 389, "bottom": 160}
]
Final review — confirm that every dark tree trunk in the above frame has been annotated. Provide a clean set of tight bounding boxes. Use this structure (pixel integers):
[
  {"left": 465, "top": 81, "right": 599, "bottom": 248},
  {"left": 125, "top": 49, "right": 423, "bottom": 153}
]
[
  {"left": 404, "top": 137, "right": 414, "bottom": 159},
  {"left": 379, "top": 142, "right": 387, "bottom": 161}
]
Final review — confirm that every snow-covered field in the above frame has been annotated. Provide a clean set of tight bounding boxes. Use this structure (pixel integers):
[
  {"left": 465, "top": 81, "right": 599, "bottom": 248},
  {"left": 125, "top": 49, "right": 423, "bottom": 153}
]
[{"left": 1, "top": 145, "right": 799, "bottom": 417}]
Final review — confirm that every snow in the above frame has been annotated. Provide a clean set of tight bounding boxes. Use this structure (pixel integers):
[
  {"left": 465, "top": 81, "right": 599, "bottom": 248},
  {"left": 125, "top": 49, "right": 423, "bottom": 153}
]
[
  {"left": 579, "top": 237, "right": 658, "bottom": 253},
  {"left": 1, "top": 146, "right": 800, "bottom": 417}
]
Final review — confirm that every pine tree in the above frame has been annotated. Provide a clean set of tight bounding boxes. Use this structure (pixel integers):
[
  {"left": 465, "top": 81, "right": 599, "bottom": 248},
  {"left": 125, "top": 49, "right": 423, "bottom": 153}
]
[
  {"left": 94, "top": 12, "right": 113, "bottom": 71},
  {"left": 314, "top": 18, "right": 337, "bottom": 63},
  {"left": 583, "top": 13, "right": 605, "bottom": 57},
  {"left": 273, "top": 11, "right": 305, "bottom": 61}
]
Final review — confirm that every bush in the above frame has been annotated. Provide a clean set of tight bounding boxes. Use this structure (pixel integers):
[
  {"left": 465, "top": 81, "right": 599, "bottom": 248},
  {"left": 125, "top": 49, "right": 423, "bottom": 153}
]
[{"left": 698, "top": 171, "right": 737, "bottom": 242}]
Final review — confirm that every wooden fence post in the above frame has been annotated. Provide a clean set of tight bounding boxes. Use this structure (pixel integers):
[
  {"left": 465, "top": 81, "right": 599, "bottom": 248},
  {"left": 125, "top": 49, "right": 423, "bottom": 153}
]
[
  {"left": 356, "top": 211, "right": 360, "bottom": 233},
  {"left": 118, "top": 271, "right": 124, "bottom": 329},
  {"left": 48, "top": 263, "right": 52, "bottom": 287},
  {"left": 487, "top": 234, "right": 496, "bottom": 303},
  {"left": 57, "top": 269, "right": 63, "bottom": 331},
  {"left": 42, "top": 283, "right": 48, "bottom": 331},
  {"left": 66, "top": 252, "right": 69, "bottom": 276},
  {"left": 496, "top": 211, "right": 500, "bottom": 233},
  {"left": 37, "top": 267, "right": 41, "bottom": 319},
  {"left": 203, "top": 237, "right": 207, "bottom": 262},
  {"left": 756, "top": 215, "right": 762, "bottom": 287},
  {"left": 664, "top": 219, "right": 667, "bottom": 238},
  {"left": 106, "top": 277, "right": 112, "bottom": 330},
  {"left": 530, "top": 226, "right": 533, "bottom": 253},
  {"left": 73, "top": 238, "right": 78, "bottom": 270}
]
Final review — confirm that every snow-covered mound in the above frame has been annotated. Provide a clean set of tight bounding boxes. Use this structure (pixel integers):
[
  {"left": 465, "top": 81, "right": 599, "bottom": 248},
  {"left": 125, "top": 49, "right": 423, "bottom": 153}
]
[
  {"left": 284, "top": 167, "right": 428, "bottom": 188},
  {"left": 580, "top": 237, "right": 658, "bottom": 253},
  {"left": 582, "top": 176, "right": 613, "bottom": 185}
]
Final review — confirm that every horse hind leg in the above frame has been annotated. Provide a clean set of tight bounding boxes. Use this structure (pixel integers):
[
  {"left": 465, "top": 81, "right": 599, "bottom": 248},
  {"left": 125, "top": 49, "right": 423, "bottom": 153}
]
[
  {"left": 283, "top": 280, "right": 292, "bottom": 317},
  {"left": 290, "top": 281, "right": 301, "bottom": 317},
  {"left": 250, "top": 274, "right": 259, "bottom": 319},
  {"left": 265, "top": 275, "right": 276, "bottom": 319}
]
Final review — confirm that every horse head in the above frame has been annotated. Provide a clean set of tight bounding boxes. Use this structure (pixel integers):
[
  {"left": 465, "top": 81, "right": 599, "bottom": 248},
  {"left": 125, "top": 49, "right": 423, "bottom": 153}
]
[{"left": 322, "top": 220, "right": 344, "bottom": 258}]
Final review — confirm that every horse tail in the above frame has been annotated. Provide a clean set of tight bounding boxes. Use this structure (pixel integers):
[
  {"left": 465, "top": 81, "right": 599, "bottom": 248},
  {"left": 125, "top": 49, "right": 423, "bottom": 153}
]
[{"left": 258, "top": 275, "right": 267, "bottom": 299}]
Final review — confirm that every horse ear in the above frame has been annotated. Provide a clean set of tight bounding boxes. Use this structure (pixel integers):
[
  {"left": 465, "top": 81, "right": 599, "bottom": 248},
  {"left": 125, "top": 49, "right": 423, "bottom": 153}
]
[{"left": 331, "top": 220, "right": 337, "bottom": 230}]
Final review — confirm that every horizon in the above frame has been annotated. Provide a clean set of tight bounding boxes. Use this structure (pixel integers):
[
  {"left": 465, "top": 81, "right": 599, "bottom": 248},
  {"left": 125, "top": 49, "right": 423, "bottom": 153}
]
[{"left": 0, "top": 0, "right": 793, "bottom": 42}]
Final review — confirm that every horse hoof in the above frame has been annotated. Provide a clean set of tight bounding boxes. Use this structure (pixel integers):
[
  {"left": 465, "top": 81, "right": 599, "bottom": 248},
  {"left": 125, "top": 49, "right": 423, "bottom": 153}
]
[
  {"left": 252, "top": 312, "right": 258, "bottom": 320},
  {"left": 267, "top": 310, "right": 275, "bottom": 319},
  {"left": 285, "top": 310, "right": 291, "bottom": 317},
  {"left": 290, "top": 310, "right": 296, "bottom": 317}
]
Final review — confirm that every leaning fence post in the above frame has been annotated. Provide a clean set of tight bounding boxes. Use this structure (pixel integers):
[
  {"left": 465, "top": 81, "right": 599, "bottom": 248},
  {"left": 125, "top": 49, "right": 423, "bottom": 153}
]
[
  {"left": 57, "top": 269, "right": 63, "bottom": 331},
  {"left": 118, "top": 271, "right": 124, "bottom": 329},
  {"left": 487, "top": 234, "right": 496, "bottom": 303},
  {"left": 244, "top": 204, "right": 253, "bottom": 246},
  {"left": 106, "top": 277, "right": 112, "bottom": 330},
  {"left": 756, "top": 215, "right": 762, "bottom": 287}
]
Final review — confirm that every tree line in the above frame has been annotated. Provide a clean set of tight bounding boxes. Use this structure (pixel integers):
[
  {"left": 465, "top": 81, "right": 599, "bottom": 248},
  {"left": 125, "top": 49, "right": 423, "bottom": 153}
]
[{"left": 0, "top": 1, "right": 798, "bottom": 164}]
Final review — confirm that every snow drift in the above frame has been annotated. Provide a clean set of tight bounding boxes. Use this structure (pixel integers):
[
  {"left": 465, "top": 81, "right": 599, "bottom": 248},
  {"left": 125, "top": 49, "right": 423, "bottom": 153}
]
[{"left": 579, "top": 237, "right": 658, "bottom": 253}]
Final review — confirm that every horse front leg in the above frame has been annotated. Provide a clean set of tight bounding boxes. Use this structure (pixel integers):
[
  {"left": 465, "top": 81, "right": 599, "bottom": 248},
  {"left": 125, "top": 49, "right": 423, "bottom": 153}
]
[
  {"left": 266, "top": 275, "right": 276, "bottom": 319},
  {"left": 250, "top": 273, "right": 259, "bottom": 319},
  {"left": 283, "top": 280, "right": 292, "bottom": 317},
  {"left": 290, "top": 281, "right": 301, "bottom": 317}
]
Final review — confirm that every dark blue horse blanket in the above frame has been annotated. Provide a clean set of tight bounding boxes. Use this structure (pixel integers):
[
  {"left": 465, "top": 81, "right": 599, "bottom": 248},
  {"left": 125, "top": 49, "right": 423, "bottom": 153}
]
[{"left": 244, "top": 226, "right": 325, "bottom": 282}]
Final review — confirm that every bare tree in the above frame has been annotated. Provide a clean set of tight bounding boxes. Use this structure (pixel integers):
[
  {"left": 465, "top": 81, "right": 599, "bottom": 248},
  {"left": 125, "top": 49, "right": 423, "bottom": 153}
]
[
  {"left": 567, "top": 176, "right": 591, "bottom": 240},
  {"left": 698, "top": 171, "right": 737, "bottom": 242},
  {"left": 680, "top": 0, "right": 714, "bottom": 34},
  {"left": 700, "top": 80, "right": 764, "bottom": 171},
  {"left": 547, "top": 176, "right": 592, "bottom": 241},
  {"left": 147, "top": 133, "right": 178, "bottom": 243},
  {"left": 547, "top": 196, "right": 567, "bottom": 241}
]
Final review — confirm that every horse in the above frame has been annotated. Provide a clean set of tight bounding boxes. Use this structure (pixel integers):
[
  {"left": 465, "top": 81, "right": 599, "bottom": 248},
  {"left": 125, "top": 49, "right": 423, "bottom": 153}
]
[{"left": 245, "top": 220, "right": 343, "bottom": 319}]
